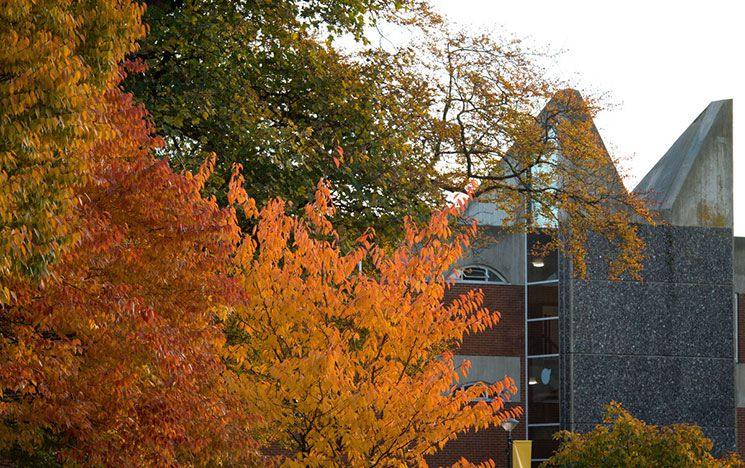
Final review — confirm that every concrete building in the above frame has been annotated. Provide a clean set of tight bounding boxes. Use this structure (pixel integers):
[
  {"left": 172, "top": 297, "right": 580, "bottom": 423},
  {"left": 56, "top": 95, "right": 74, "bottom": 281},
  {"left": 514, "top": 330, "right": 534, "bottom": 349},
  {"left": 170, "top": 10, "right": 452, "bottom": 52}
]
[{"left": 427, "top": 96, "right": 743, "bottom": 467}]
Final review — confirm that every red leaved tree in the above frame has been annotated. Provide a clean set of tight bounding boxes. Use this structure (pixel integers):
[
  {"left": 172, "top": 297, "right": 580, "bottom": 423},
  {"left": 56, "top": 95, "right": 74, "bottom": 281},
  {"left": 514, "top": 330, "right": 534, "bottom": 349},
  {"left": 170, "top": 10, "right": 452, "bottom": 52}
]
[{"left": 0, "top": 67, "right": 257, "bottom": 465}]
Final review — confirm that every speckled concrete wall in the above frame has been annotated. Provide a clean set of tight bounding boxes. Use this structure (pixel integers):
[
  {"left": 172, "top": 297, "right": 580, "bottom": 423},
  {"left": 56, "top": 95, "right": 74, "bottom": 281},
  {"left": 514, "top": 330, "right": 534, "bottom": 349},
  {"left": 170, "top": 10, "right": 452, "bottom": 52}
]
[{"left": 560, "top": 223, "right": 736, "bottom": 454}]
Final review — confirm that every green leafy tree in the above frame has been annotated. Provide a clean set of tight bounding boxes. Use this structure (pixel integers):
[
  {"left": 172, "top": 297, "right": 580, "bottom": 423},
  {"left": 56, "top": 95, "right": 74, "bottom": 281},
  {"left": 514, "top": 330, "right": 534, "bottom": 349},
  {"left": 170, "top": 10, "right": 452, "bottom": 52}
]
[
  {"left": 126, "top": 0, "right": 441, "bottom": 243},
  {"left": 544, "top": 402, "right": 742, "bottom": 467},
  {"left": 128, "top": 0, "right": 653, "bottom": 277}
]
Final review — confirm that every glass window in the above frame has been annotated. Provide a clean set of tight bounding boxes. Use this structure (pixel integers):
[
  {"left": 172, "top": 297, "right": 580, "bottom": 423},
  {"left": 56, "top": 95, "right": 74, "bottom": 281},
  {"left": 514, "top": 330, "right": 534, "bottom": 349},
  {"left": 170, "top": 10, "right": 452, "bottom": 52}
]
[
  {"left": 453, "top": 265, "right": 507, "bottom": 284},
  {"left": 528, "top": 358, "right": 559, "bottom": 425},
  {"left": 528, "top": 284, "right": 558, "bottom": 319},
  {"left": 528, "top": 426, "right": 560, "bottom": 460},
  {"left": 529, "top": 129, "right": 559, "bottom": 229},
  {"left": 528, "top": 231, "right": 558, "bottom": 283},
  {"left": 528, "top": 319, "right": 559, "bottom": 356},
  {"left": 454, "top": 381, "right": 494, "bottom": 402}
]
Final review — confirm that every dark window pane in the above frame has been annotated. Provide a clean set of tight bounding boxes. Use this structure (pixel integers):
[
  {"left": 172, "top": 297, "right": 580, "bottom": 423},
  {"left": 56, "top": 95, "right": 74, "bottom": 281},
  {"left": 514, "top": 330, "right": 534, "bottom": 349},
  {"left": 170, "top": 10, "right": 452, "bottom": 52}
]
[
  {"left": 528, "top": 319, "right": 559, "bottom": 356},
  {"left": 462, "top": 267, "right": 487, "bottom": 281},
  {"left": 528, "top": 231, "right": 558, "bottom": 282},
  {"left": 528, "top": 401, "right": 559, "bottom": 425},
  {"left": 528, "top": 356, "right": 560, "bottom": 424},
  {"left": 487, "top": 269, "right": 503, "bottom": 282},
  {"left": 458, "top": 266, "right": 506, "bottom": 283},
  {"left": 529, "top": 426, "right": 560, "bottom": 460},
  {"left": 528, "top": 284, "right": 558, "bottom": 319}
]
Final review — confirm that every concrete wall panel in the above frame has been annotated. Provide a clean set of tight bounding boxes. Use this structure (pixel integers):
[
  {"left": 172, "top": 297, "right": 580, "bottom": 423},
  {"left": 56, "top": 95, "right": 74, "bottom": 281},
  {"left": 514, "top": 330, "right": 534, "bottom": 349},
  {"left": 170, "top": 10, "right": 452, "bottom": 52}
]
[{"left": 561, "top": 224, "right": 736, "bottom": 454}]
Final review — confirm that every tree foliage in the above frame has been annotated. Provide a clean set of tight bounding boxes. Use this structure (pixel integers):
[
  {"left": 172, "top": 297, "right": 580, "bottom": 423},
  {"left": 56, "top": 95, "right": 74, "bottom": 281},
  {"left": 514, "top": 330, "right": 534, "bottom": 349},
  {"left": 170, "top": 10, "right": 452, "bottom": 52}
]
[
  {"left": 0, "top": 158, "right": 253, "bottom": 466},
  {"left": 544, "top": 402, "right": 741, "bottom": 468},
  {"left": 3, "top": 2, "right": 524, "bottom": 463},
  {"left": 0, "top": 0, "right": 145, "bottom": 299},
  {"left": 126, "top": 0, "right": 441, "bottom": 244},
  {"left": 0, "top": 0, "right": 670, "bottom": 465},
  {"left": 128, "top": 0, "right": 652, "bottom": 278},
  {"left": 0, "top": 4, "right": 256, "bottom": 460},
  {"left": 224, "top": 178, "right": 520, "bottom": 465},
  {"left": 416, "top": 30, "right": 652, "bottom": 278}
]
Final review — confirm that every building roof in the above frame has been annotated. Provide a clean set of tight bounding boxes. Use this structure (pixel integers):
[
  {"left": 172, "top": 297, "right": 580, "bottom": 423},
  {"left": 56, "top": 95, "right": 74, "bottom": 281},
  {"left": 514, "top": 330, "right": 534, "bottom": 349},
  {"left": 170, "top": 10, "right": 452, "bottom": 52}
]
[{"left": 633, "top": 99, "right": 733, "bottom": 228}]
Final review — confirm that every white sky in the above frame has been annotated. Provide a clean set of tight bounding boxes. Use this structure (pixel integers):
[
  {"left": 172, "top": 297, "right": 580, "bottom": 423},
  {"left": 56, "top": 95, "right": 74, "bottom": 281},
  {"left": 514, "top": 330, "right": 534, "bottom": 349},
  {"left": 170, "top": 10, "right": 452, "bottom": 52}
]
[{"left": 428, "top": 0, "right": 744, "bottom": 235}]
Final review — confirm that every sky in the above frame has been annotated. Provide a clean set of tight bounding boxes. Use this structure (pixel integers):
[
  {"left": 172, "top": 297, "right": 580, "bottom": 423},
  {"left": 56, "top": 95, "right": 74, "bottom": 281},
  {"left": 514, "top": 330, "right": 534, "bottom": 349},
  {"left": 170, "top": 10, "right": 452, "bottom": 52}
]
[{"left": 427, "top": 0, "right": 744, "bottom": 235}]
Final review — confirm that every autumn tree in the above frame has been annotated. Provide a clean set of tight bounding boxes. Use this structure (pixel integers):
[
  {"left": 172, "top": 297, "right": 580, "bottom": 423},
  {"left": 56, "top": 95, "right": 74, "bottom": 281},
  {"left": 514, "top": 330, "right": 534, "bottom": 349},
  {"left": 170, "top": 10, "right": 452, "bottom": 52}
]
[
  {"left": 224, "top": 178, "right": 520, "bottom": 465},
  {"left": 0, "top": 0, "right": 145, "bottom": 301},
  {"left": 544, "top": 402, "right": 741, "bottom": 467},
  {"left": 416, "top": 29, "right": 652, "bottom": 278},
  {"left": 0, "top": 72, "right": 258, "bottom": 465},
  {"left": 0, "top": 3, "right": 256, "bottom": 462}
]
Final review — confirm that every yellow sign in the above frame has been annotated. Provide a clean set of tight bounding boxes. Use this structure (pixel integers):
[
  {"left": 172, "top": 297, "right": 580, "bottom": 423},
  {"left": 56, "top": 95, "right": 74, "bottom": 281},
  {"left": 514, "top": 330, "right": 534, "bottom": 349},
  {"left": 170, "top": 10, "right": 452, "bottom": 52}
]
[{"left": 512, "top": 440, "right": 532, "bottom": 468}]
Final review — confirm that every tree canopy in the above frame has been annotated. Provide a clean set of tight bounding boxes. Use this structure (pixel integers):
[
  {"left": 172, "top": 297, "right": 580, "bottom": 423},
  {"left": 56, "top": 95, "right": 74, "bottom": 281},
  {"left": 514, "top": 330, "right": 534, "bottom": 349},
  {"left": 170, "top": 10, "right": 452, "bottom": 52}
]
[
  {"left": 127, "top": 0, "right": 653, "bottom": 277},
  {"left": 0, "top": 64, "right": 256, "bottom": 465},
  {"left": 1, "top": 3, "right": 521, "bottom": 463},
  {"left": 0, "top": 0, "right": 145, "bottom": 297},
  {"left": 225, "top": 178, "right": 521, "bottom": 465},
  {"left": 544, "top": 403, "right": 741, "bottom": 467},
  {"left": 125, "top": 0, "right": 442, "bottom": 244},
  {"left": 0, "top": 3, "right": 253, "bottom": 463},
  {"left": 0, "top": 0, "right": 669, "bottom": 465}
]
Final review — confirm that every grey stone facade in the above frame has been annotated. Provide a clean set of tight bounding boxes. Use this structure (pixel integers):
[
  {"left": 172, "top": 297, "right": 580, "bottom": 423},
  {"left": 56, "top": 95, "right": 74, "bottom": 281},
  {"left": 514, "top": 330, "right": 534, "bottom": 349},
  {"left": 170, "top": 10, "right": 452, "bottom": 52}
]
[
  {"left": 559, "top": 224, "right": 736, "bottom": 453},
  {"left": 634, "top": 100, "right": 733, "bottom": 229},
  {"left": 735, "top": 237, "right": 745, "bottom": 294},
  {"left": 556, "top": 96, "right": 738, "bottom": 454}
]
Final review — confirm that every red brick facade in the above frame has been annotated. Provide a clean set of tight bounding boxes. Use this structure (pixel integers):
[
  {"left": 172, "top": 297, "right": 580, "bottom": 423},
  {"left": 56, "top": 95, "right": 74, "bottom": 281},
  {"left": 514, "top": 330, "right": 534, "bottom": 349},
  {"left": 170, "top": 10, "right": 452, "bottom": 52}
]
[
  {"left": 452, "top": 284, "right": 525, "bottom": 358},
  {"left": 427, "top": 283, "right": 525, "bottom": 467},
  {"left": 426, "top": 422, "right": 520, "bottom": 468}
]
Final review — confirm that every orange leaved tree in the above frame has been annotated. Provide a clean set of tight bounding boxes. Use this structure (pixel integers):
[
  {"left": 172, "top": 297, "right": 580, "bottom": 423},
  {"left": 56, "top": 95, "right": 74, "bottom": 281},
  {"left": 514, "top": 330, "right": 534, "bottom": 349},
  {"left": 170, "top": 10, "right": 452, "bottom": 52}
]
[
  {"left": 0, "top": 0, "right": 145, "bottom": 300},
  {"left": 2, "top": 1, "right": 258, "bottom": 463},
  {"left": 225, "top": 177, "right": 520, "bottom": 465},
  {"left": 0, "top": 70, "right": 256, "bottom": 466}
]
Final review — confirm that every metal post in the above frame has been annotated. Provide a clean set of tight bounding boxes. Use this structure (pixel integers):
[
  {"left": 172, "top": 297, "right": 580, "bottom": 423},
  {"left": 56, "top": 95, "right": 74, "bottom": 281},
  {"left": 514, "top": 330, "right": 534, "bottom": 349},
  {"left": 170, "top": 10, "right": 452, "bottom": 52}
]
[
  {"left": 507, "top": 428, "right": 513, "bottom": 468},
  {"left": 501, "top": 418, "right": 519, "bottom": 467}
]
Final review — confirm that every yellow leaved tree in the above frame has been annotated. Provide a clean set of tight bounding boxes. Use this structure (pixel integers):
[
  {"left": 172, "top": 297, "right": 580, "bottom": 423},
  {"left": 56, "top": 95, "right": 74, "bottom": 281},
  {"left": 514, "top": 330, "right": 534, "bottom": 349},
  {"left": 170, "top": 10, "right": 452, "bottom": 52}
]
[
  {"left": 0, "top": 0, "right": 145, "bottom": 300},
  {"left": 544, "top": 403, "right": 741, "bottom": 467},
  {"left": 225, "top": 176, "right": 520, "bottom": 466}
]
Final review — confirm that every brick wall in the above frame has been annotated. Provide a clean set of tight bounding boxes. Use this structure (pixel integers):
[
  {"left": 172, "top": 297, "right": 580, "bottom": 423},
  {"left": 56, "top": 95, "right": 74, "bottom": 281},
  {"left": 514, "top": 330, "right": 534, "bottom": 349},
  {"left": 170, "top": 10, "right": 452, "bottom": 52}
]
[
  {"left": 425, "top": 408, "right": 523, "bottom": 468},
  {"left": 427, "top": 283, "right": 525, "bottom": 467},
  {"left": 450, "top": 284, "right": 524, "bottom": 357}
]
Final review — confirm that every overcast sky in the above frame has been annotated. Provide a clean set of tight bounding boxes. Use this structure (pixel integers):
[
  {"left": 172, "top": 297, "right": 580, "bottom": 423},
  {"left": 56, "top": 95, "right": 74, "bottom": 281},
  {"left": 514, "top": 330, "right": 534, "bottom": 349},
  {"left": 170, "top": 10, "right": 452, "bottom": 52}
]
[{"left": 428, "top": 0, "right": 743, "bottom": 234}]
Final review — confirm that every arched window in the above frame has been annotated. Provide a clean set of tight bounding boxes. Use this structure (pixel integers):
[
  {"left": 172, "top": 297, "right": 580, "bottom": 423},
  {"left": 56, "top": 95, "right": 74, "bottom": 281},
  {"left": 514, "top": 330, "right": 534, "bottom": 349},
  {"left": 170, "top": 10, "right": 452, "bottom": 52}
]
[
  {"left": 452, "top": 265, "right": 507, "bottom": 284},
  {"left": 451, "top": 381, "right": 493, "bottom": 402},
  {"left": 452, "top": 381, "right": 513, "bottom": 403}
]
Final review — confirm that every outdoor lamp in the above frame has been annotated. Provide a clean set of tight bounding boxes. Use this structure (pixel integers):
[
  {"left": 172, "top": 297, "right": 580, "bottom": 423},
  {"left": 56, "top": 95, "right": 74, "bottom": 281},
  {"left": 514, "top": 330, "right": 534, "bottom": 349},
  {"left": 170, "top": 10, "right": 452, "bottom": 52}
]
[
  {"left": 501, "top": 417, "right": 519, "bottom": 433},
  {"left": 501, "top": 417, "right": 519, "bottom": 467}
]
